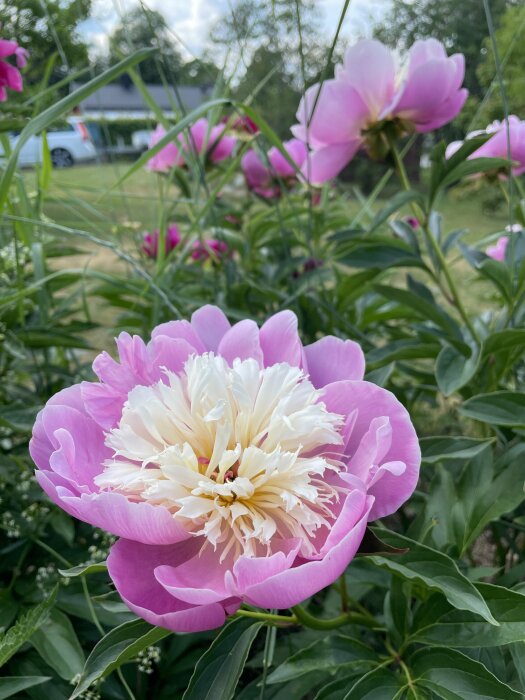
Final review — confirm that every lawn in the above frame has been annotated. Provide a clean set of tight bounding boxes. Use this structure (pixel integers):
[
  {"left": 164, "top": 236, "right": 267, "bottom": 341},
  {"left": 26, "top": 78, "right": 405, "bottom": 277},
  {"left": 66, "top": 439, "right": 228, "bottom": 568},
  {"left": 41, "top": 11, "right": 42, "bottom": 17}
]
[{"left": 25, "top": 162, "right": 510, "bottom": 243}]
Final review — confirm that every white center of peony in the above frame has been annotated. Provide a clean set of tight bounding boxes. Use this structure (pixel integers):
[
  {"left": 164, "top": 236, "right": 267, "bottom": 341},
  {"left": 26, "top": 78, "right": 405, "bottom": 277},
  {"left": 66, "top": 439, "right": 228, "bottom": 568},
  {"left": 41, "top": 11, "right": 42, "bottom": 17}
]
[{"left": 95, "top": 354, "right": 345, "bottom": 560}]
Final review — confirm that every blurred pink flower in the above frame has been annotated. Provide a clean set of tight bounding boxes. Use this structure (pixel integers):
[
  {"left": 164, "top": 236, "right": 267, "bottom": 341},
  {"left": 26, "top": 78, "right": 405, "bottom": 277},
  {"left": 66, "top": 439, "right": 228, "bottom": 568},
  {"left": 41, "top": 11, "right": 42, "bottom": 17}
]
[
  {"left": 241, "top": 138, "right": 307, "bottom": 198},
  {"left": 486, "top": 236, "right": 509, "bottom": 262},
  {"left": 146, "top": 119, "right": 236, "bottom": 172},
  {"left": 446, "top": 117, "right": 525, "bottom": 177},
  {"left": 470, "top": 116, "right": 525, "bottom": 176},
  {"left": 191, "top": 238, "right": 229, "bottom": 261},
  {"left": 142, "top": 225, "right": 181, "bottom": 259},
  {"left": 31, "top": 306, "right": 420, "bottom": 633},
  {"left": 145, "top": 125, "right": 184, "bottom": 172},
  {"left": 405, "top": 216, "right": 420, "bottom": 229},
  {"left": 293, "top": 38, "right": 467, "bottom": 183},
  {"left": 0, "top": 38, "right": 28, "bottom": 101},
  {"left": 224, "top": 114, "right": 259, "bottom": 135}
]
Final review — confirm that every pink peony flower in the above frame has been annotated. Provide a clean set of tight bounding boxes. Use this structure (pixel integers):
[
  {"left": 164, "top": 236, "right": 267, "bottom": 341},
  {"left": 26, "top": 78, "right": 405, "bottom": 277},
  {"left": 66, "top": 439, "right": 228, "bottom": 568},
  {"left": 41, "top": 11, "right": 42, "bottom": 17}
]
[
  {"left": 0, "top": 38, "right": 28, "bottom": 101},
  {"left": 241, "top": 139, "right": 308, "bottom": 198},
  {"left": 145, "top": 125, "right": 184, "bottom": 172},
  {"left": 146, "top": 119, "right": 236, "bottom": 172},
  {"left": 292, "top": 38, "right": 467, "bottom": 184},
  {"left": 31, "top": 306, "right": 420, "bottom": 633},
  {"left": 142, "top": 225, "right": 181, "bottom": 259},
  {"left": 191, "top": 238, "right": 229, "bottom": 261},
  {"left": 486, "top": 236, "right": 509, "bottom": 262},
  {"left": 224, "top": 114, "right": 259, "bottom": 135},
  {"left": 446, "top": 117, "right": 525, "bottom": 177}
]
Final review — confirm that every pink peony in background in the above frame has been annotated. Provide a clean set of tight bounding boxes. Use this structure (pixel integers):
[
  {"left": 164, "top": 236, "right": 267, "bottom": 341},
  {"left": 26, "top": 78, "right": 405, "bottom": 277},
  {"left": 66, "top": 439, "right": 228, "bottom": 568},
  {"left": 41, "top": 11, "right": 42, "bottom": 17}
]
[
  {"left": 142, "top": 225, "right": 181, "bottom": 259},
  {"left": 191, "top": 238, "right": 229, "bottom": 261},
  {"left": 486, "top": 236, "right": 509, "bottom": 262},
  {"left": 292, "top": 38, "right": 467, "bottom": 184},
  {"left": 147, "top": 118, "right": 236, "bottom": 172},
  {"left": 241, "top": 138, "right": 308, "bottom": 198},
  {"left": 31, "top": 306, "right": 420, "bottom": 633},
  {"left": 447, "top": 116, "right": 525, "bottom": 177},
  {"left": 0, "top": 37, "right": 28, "bottom": 101}
]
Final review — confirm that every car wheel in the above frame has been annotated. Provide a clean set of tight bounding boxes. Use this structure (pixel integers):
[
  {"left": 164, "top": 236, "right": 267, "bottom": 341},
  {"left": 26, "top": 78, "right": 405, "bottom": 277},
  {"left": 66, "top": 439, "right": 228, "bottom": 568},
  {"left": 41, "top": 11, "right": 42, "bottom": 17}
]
[{"left": 51, "top": 148, "right": 74, "bottom": 168}]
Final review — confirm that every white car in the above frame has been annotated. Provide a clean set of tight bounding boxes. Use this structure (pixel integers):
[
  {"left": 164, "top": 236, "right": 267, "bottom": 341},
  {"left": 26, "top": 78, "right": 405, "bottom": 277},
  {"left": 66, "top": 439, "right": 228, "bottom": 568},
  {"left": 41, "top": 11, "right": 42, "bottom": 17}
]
[{"left": 9, "top": 118, "right": 97, "bottom": 168}]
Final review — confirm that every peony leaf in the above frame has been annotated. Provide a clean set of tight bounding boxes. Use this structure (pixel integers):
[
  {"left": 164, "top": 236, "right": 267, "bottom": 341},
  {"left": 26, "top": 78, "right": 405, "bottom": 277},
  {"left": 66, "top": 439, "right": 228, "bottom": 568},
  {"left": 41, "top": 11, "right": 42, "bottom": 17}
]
[
  {"left": 459, "top": 391, "right": 525, "bottom": 426},
  {"left": 368, "top": 529, "right": 498, "bottom": 625},
  {"left": 182, "top": 618, "right": 264, "bottom": 700},
  {"left": 70, "top": 619, "right": 170, "bottom": 698},
  {"left": 0, "top": 677, "right": 51, "bottom": 700},
  {"left": 266, "top": 635, "right": 377, "bottom": 684},
  {"left": 408, "top": 647, "right": 523, "bottom": 699}
]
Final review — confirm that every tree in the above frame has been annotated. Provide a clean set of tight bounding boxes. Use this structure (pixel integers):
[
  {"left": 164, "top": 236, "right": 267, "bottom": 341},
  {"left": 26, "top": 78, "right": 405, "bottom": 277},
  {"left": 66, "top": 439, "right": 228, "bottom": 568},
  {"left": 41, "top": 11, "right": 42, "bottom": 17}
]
[
  {"left": 374, "top": 0, "right": 515, "bottom": 101},
  {"left": 234, "top": 46, "right": 301, "bottom": 138},
  {"left": 0, "top": 0, "right": 91, "bottom": 87},
  {"left": 108, "top": 6, "right": 183, "bottom": 84},
  {"left": 476, "top": 4, "right": 525, "bottom": 123}
]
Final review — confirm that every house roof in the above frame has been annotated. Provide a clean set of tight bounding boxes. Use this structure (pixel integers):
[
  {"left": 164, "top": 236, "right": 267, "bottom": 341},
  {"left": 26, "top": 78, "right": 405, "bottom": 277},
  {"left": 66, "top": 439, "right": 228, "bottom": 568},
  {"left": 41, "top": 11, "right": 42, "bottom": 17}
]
[{"left": 75, "top": 82, "right": 213, "bottom": 113}]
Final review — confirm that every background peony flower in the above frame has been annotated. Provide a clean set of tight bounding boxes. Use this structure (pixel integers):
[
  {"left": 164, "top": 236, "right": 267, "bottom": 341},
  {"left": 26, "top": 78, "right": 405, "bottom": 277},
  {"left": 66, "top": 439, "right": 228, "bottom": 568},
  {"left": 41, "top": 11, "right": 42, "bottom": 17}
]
[
  {"left": 486, "top": 236, "right": 509, "bottom": 262},
  {"left": 446, "top": 117, "right": 525, "bottom": 177},
  {"left": 469, "top": 116, "right": 525, "bottom": 176},
  {"left": 146, "top": 120, "right": 236, "bottom": 172},
  {"left": 242, "top": 139, "right": 307, "bottom": 198},
  {"left": 145, "top": 125, "right": 184, "bottom": 172},
  {"left": 292, "top": 38, "right": 467, "bottom": 184},
  {"left": 31, "top": 306, "right": 420, "bottom": 633},
  {"left": 179, "top": 118, "right": 236, "bottom": 164},
  {"left": 191, "top": 238, "right": 229, "bottom": 261},
  {"left": 0, "top": 38, "right": 28, "bottom": 101},
  {"left": 142, "top": 225, "right": 181, "bottom": 259}
]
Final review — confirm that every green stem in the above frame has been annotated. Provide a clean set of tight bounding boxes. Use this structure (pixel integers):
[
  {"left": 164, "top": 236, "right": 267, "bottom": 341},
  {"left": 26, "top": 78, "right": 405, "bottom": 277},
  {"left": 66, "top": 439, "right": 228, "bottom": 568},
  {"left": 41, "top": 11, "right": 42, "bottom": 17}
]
[
  {"left": 292, "top": 604, "right": 378, "bottom": 631},
  {"left": 388, "top": 137, "right": 480, "bottom": 343},
  {"left": 233, "top": 609, "right": 297, "bottom": 626}
]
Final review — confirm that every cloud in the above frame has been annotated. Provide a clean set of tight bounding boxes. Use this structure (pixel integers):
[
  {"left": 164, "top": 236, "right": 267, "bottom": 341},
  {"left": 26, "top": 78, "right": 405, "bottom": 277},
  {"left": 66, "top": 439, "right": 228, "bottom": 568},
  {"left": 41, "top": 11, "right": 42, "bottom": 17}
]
[{"left": 80, "top": 0, "right": 391, "bottom": 60}]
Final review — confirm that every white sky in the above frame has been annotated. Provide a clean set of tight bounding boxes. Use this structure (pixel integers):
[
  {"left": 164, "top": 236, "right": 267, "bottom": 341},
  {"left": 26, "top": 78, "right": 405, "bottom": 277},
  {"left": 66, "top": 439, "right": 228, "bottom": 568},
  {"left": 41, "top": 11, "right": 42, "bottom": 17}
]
[{"left": 79, "top": 0, "right": 390, "bottom": 62}]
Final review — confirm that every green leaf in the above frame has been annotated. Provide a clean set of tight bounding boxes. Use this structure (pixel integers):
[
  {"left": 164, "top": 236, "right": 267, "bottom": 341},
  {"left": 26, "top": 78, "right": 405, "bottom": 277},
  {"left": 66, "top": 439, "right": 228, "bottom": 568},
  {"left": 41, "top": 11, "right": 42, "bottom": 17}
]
[
  {"left": 0, "top": 587, "right": 57, "bottom": 668},
  {"left": 368, "top": 191, "right": 424, "bottom": 233},
  {"left": 339, "top": 241, "right": 423, "bottom": 270},
  {"left": 0, "top": 49, "right": 156, "bottom": 211},
  {"left": 483, "top": 329, "right": 525, "bottom": 356},
  {"left": 30, "top": 609, "right": 85, "bottom": 681},
  {"left": 267, "top": 635, "right": 377, "bottom": 684},
  {"left": 459, "top": 391, "right": 525, "bottom": 426},
  {"left": 0, "top": 677, "right": 51, "bottom": 700},
  {"left": 58, "top": 562, "right": 107, "bottom": 578},
  {"left": 435, "top": 344, "right": 479, "bottom": 396},
  {"left": 420, "top": 436, "right": 494, "bottom": 464},
  {"left": 413, "top": 583, "right": 525, "bottom": 647},
  {"left": 71, "top": 619, "right": 170, "bottom": 698},
  {"left": 368, "top": 528, "right": 498, "bottom": 625},
  {"left": 373, "top": 285, "right": 462, "bottom": 339},
  {"left": 342, "top": 666, "right": 403, "bottom": 699},
  {"left": 182, "top": 618, "right": 263, "bottom": 700},
  {"left": 409, "top": 647, "right": 523, "bottom": 699}
]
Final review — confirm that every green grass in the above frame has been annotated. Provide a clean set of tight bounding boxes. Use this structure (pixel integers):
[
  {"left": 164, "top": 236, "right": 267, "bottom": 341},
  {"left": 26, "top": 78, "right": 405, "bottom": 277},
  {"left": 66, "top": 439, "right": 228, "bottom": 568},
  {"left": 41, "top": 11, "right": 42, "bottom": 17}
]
[{"left": 24, "top": 163, "right": 511, "bottom": 243}]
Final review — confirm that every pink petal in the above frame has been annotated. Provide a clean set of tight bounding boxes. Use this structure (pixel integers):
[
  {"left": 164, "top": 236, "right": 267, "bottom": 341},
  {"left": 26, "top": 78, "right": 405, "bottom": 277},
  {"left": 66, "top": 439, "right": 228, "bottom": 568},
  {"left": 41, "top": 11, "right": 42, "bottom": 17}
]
[
  {"left": 0, "top": 39, "right": 18, "bottom": 59},
  {"left": 151, "top": 320, "right": 206, "bottom": 353},
  {"left": 296, "top": 80, "right": 370, "bottom": 147},
  {"left": 107, "top": 539, "right": 235, "bottom": 632},
  {"left": 61, "top": 491, "right": 190, "bottom": 544},
  {"left": 322, "top": 380, "right": 420, "bottom": 520},
  {"left": 242, "top": 490, "right": 371, "bottom": 609},
  {"left": 336, "top": 39, "right": 395, "bottom": 117},
  {"left": 155, "top": 547, "right": 234, "bottom": 605},
  {"left": 232, "top": 539, "right": 302, "bottom": 593},
  {"left": 302, "top": 141, "right": 361, "bottom": 185},
  {"left": 191, "top": 304, "right": 232, "bottom": 352},
  {"left": 217, "top": 319, "right": 264, "bottom": 365},
  {"left": 259, "top": 310, "right": 303, "bottom": 367},
  {"left": 305, "top": 336, "right": 365, "bottom": 387}
]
